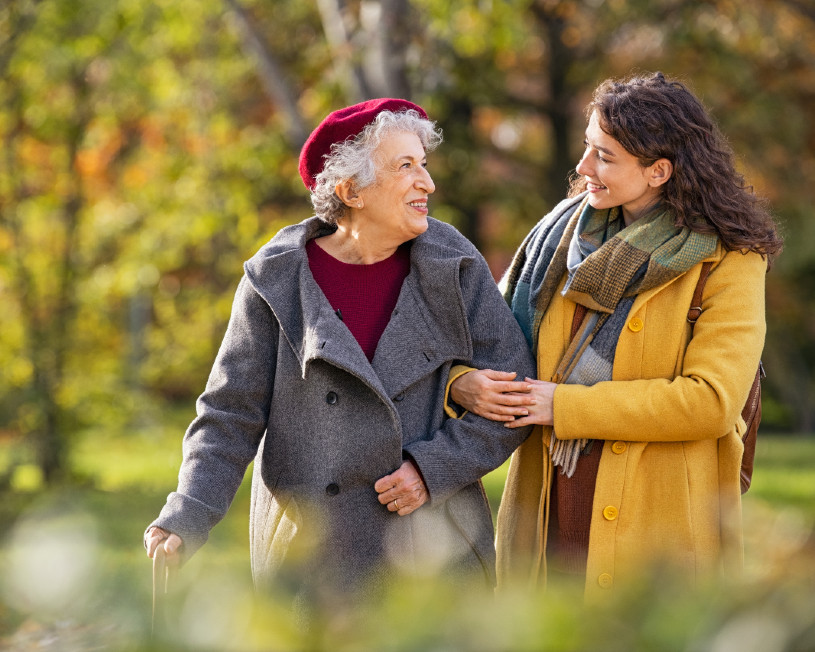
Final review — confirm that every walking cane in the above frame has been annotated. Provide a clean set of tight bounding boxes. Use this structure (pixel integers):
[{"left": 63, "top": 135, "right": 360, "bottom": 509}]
[{"left": 151, "top": 544, "right": 174, "bottom": 637}]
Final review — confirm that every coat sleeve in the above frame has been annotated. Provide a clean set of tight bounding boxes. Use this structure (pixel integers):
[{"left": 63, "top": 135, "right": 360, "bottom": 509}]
[
  {"left": 403, "top": 252, "right": 537, "bottom": 504},
  {"left": 148, "top": 276, "right": 278, "bottom": 560},
  {"left": 553, "top": 250, "right": 767, "bottom": 442}
]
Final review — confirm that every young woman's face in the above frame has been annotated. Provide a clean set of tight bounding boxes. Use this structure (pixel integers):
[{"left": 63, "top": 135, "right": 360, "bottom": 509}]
[{"left": 576, "top": 111, "right": 664, "bottom": 225}]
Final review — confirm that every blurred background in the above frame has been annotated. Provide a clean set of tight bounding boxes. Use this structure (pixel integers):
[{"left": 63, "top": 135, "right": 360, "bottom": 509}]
[{"left": 1, "top": 0, "right": 814, "bottom": 650}]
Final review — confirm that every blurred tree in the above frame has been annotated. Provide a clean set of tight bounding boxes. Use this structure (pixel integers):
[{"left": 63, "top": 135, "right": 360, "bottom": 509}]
[
  {"left": 0, "top": 0, "right": 312, "bottom": 481},
  {"left": 412, "top": 0, "right": 815, "bottom": 428},
  {"left": 1, "top": 0, "right": 813, "bottom": 484},
  {"left": 223, "top": 0, "right": 308, "bottom": 147},
  {"left": 0, "top": 0, "right": 107, "bottom": 481}
]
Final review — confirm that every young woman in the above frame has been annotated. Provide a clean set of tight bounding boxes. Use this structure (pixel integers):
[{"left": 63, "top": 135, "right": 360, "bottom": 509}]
[{"left": 449, "top": 72, "right": 782, "bottom": 600}]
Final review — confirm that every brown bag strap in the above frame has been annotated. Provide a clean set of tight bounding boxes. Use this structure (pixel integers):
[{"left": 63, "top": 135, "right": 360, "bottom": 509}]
[
  {"left": 688, "top": 261, "right": 714, "bottom": 327},
  {"left": 570, "top": 303, "right": 589, "bottom": 341},
  {"left": 739, "top": 362, "right": 764, "bottom": 492},
  {"left": 687, "top": 260, "right": 764, "bottom": 494}
]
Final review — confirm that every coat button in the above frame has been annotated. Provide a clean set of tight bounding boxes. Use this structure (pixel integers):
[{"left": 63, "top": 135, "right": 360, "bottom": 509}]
[
  {"left": 394, "top": 393, "right": 405, "bottom": 402},
  {"left": 627, "top": 317, "right": 644, "bottom": 332},
  {"left": 603, "top": 505, "right": 619, "bottom": 521},
  {"left": 326, "top": 391, "right": 338, "bottom": 405},
  {"left": 611, "top": 441, "right": 627, "bottom": 454},
  {"left": 598, "top": 573, "right": 613, "bottom": 589},
  {"left": 326, "top": 483, "right": 340, "bottom": 496}
]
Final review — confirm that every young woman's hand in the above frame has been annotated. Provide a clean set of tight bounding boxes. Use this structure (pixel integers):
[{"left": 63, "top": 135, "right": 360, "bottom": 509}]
[
  {"left": 503, "top": 378, "right": 555, "bottom": 428},
  {"left": 450, "top": 369, "right": 535, "bottom": 422}
]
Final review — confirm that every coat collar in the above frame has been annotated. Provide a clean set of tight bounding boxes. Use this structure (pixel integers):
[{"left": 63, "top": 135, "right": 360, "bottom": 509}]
[{"left": 243, "top": 217, "right": 473, "bottom": 400}]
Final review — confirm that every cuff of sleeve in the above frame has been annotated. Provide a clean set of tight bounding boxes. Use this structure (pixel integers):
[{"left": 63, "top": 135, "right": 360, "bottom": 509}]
[
  {"left": 147, "top": 492, "right": 216, "bottom": 565},
  {"left": 552, "top": 383, "right": 583, "bottom": 440},
  {"left": 402, "top": 444, "right": 448, "bottom": 505},
  {"left": 444, "top": 364, "right": 476, "bottom": 419}
]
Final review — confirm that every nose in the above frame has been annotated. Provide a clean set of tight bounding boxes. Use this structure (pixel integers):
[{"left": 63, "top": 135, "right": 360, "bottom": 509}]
[
  {"left": 575, "top": 148, "right": 592, "bottom": 177},
  {"left": 417, "top": 165, "right": 435, "bottom": 194}
]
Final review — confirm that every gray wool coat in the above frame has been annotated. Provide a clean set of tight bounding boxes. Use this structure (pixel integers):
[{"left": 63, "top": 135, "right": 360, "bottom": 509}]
[{"left": 150, "top": 216, "right": 535, "bottom": 596}]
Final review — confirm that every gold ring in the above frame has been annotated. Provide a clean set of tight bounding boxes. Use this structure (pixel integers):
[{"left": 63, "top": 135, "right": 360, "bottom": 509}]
[{"left": 394, "top": 499, "right": 399, "bottom": 510}]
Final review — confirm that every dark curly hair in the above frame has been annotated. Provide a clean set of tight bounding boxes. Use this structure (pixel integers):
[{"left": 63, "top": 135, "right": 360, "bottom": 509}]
[{"left": 569, "top": 72, "right": 782, "bottom": 263}]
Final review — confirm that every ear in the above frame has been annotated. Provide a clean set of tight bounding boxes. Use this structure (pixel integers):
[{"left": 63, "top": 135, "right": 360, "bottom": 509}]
[
  {"left": 647, "top": 158, "right": 673, "bottom": 188},
  {"left": 335, "top": 180, "right": 363, "bottom": 209}
]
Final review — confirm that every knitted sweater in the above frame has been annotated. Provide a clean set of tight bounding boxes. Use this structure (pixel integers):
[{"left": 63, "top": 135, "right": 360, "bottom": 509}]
[{"left": 306, "top": 238, "right": 411, "bottom": 361}]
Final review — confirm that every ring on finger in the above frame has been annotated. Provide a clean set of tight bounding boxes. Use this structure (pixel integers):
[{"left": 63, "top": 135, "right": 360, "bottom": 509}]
[{"left": 394, "top": 499, "right": 399, "bottom": 510}]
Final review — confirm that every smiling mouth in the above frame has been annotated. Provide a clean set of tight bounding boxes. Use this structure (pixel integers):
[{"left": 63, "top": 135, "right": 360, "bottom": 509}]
[
  {"left": 408, "top": 200, "right": 428, "bottom": 209},
  {"left": 587, "top": 181, "right": 607, "bottom": 191}
]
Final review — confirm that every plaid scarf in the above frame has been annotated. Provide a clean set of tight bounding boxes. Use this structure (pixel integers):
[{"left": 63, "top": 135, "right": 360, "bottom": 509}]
[{"left": 503, "top": 193, "right": 718, "bottom": 476}]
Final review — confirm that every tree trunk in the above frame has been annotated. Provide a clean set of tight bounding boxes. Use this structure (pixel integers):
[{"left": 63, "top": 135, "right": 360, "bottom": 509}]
[
  {"left": 534, "top": 1, "right": 578, "bottom": 202},
  {"left": 223, "top": 0, "right": 308, "bottom": 148},
  {"left": 316, "top": 0, "right": 373, "bottom": 101},
  {"left": 377, "top": 0, "right": 412, "bottom": 98}
]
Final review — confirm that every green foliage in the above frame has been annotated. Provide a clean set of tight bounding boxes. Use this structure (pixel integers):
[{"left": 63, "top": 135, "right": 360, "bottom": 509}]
[
  {"left": 1, "top": 430, "right": 813, "bottom": 650},
  {"left": 1, "top": 0, "right": 813, "bottom": 480},
  {"left": 750, "top": 435, "right": 815, "bottom": 516},
  {"left": 5, "top": 1, "right": 811, "bottom": 642}
]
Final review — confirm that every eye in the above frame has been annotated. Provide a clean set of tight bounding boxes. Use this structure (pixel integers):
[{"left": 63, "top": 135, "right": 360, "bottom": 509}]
[{"left": 584, "top": 139, "right": 610, "bottom": 164}]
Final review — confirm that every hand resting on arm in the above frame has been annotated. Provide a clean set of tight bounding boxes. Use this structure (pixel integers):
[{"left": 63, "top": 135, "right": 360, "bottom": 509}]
[{"left": 450, "top": 370, "right": 556, "bottom": 427}]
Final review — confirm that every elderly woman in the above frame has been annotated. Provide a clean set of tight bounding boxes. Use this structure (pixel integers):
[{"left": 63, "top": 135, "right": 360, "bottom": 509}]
[
  {"left": 144, "top": 99, "right": 535, "bottom": 604},
  {"left": 450, "top": 73, "right": 782, "bottom": 600}
]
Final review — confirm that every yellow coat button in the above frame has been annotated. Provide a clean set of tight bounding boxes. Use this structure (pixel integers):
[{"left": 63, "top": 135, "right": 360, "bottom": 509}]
[
  {"left": 627, "top": 317, "right": 644, "bottom": 332},
  {"left": 603, "top": 505, "right": 619, "bottom": 521},
  {"left": 612, "top": 441, "right": 627, "bottom": 454},
  {"left": 598, "top": 573, "right": 613, "bottom": 589}
]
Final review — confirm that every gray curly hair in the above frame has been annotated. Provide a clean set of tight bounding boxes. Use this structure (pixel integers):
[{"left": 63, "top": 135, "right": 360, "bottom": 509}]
[{"left": 310, "top": 109, "right": 443, "bottom": 225}]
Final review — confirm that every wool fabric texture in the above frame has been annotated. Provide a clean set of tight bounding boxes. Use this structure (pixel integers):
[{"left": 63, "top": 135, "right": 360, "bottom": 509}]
[
  {"left": 298, "top": 98, "right": 428, "bottom": 190},
  {"left": 149, "top": 215, "right": 537, "bottom": 599},
  {"left": 306, "top": 238, "right": 411, "bottom": 361},
  {"left": 505, "top": 192, "right": 719, "bottom": 476},
  {"left": 495, "top": 193, "right": 766, "bottom": 598},
  {"left": 547, "top": 440, "right": 601, "bottom": 574}
]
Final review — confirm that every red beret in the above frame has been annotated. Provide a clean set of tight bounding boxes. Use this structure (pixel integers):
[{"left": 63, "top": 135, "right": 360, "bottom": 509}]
[{"left": 298, "top": 98, "right": 428, "bottom": 190}]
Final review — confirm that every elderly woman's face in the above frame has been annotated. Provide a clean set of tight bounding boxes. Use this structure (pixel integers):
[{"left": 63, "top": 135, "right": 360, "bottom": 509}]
[{"left": 357, "top": 131, "right": 436, "bottom": 242}]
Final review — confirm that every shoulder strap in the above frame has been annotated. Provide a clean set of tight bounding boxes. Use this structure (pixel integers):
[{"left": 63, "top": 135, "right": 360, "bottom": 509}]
[
  {"left": 687, "top": 261, "right": 714, "bottom": 329},
  {"left": 686, "top": 259, "right": 764, "bottom": 495},
  {"left": 570, "top": 303, "right": 589, "bottom": 342}
]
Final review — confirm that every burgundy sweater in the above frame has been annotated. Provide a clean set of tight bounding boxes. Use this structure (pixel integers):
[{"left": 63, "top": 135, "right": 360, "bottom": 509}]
[
  {"left": 306, "top": 238, "right": 411, "bottom": 362},
  {"left": 547, "top": 302, "right": 600, "bottom": 577}
]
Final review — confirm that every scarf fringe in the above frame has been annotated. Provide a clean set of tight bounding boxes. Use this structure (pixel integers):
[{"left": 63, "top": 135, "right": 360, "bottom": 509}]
[{"left": 550, "top": 436, "right": 589, "bottom": 477}]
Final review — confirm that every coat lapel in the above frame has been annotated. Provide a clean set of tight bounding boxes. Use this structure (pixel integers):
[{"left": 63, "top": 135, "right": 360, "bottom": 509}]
[
  {"left": 244, "top": 219, "right": 387, "bottom": 398},
  {"left": 372, "top": 227, "right": 471, "bottom": 398},
  {"left": 244, "top": 217, "right": 472, "bottom": 402}
]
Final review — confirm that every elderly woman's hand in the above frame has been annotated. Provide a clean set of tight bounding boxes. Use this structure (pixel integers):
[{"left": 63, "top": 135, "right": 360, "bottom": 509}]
[
  {"left": 145, "top": 526, "right": 183, "bottom": 563},
  {"left": 450, "top": 369, "right": 535, "bottom": 422},
  {"left": 374, "top": 459, "right": 429, "bottom": 516}
]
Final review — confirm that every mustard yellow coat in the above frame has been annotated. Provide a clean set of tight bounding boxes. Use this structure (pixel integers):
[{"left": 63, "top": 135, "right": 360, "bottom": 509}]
[{"left": 495, "top": 244, "right": 766, "bottom": 600}]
